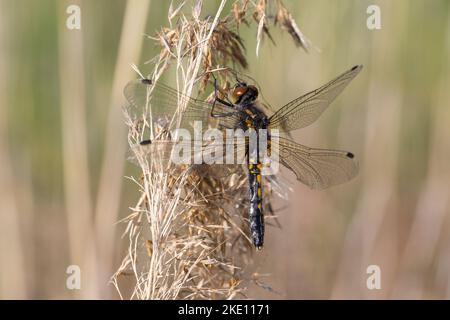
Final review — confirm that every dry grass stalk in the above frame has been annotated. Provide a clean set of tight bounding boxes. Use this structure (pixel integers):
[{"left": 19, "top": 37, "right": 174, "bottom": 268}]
[{"left": 112, "top": 0, "right": 309, "bottom": 300}]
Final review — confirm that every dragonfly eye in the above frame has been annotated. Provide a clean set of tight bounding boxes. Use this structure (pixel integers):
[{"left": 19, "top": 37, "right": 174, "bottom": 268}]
[
  {"left": 234, "top": 86, "right": 248, "bottom": 97},
  {"left": 234, "top": 86, "right": 248, "bottom": 96},
  {"left": 230, "top": 86, "right": 248, "bottom": 104}
]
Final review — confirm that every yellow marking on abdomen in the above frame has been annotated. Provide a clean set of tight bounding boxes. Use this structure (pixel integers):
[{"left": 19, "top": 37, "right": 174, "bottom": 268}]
[{"left": 245, "top": 109, "right": 255, "bottom": 116}]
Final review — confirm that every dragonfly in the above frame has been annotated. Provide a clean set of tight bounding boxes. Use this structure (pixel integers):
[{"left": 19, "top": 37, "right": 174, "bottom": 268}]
[{"left": 124, "top": 65, "right": 363, "bottom": 250}]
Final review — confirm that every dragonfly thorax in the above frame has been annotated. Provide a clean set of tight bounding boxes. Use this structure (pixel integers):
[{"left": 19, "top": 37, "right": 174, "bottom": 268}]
[{"left": 238, "top": 104, "right": 269, "bottom": 131}]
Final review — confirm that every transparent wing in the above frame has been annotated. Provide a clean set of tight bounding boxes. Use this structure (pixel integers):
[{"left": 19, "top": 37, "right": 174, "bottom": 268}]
[
  {"left": 128, "top": 138, "right": 248, "bottom": 176},
  {"left": 269, "top": 65, "right": 363, "bottom": 132},
  {"left": 274, "top": 137, "right": 358, "bottom": 189},
  {"left": 124, "top": 79, "right": 241, "bottom": 131}
]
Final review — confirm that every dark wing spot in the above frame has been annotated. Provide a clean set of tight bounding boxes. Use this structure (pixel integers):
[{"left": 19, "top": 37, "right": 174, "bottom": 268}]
[
  {"left": 346, "top": 152, "right": 355, "bottom": 159},
  {"left": 140, "top": 139, "right": 152, "bottom": 145},
  {"left": 141, "top": 79, "right": 152, "bottom": 85}
]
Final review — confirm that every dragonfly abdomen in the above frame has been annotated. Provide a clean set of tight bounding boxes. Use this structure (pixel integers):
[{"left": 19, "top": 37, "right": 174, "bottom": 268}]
[{"left": 248, "top": 163, "right": 264, "bottom": 250}]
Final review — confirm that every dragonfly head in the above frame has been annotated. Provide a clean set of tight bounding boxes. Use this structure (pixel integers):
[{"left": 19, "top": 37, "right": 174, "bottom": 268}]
[{"left": 230, "top": 82, "right": 259, "bottom": 106}]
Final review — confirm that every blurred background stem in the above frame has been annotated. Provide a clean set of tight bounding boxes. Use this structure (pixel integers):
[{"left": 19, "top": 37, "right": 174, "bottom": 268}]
[
  {"left": 0, "top": 0, "right": 28, "bottom": 298},
  {"left": 93, "top": 0, "right": 150, "bottom": 298},
  {"left": 58, "top": 0, "right": 97, "bottom": 298}
]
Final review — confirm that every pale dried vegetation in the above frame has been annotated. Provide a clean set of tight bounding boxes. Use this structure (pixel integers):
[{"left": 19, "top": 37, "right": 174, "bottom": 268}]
[{"left": 111, "top": 0, "right": 310, "bottom": 300}]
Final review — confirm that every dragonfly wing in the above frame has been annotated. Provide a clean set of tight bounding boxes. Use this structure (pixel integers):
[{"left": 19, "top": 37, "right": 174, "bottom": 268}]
[
  {"left": 128, "top": 138, "right": 247, "bottom": 177},
  {"left": 268, "top": 65, "right": 363, "bottom": 132},
  {"left": 124, "top": 79, "right": 241, "bottom": 131},
  {"left": 274, "top": 137, "right": 358, "bottom": 189}
]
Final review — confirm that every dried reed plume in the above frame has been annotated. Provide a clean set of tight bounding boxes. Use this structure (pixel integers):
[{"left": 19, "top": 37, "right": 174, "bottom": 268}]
[{"left": 111, "top": 0, "right": 311, "bottom": 300}]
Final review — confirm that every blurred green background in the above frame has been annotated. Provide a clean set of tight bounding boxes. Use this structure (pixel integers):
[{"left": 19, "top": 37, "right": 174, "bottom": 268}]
[{"left": 1, "top": 0, "right": 450, "bottom": 299}]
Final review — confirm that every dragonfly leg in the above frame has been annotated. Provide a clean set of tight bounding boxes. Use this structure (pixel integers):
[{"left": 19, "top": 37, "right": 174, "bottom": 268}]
[
  {"left": 210, "top": 100, "right": 238, "bottom": 118},
  {"left": 210, "top": 73, "right": 237, "bottom": 118}
]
